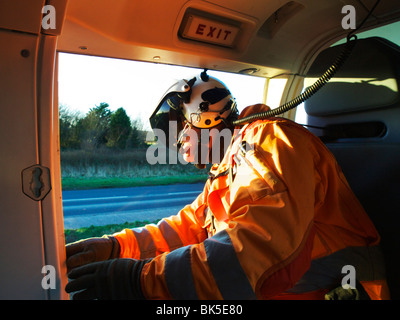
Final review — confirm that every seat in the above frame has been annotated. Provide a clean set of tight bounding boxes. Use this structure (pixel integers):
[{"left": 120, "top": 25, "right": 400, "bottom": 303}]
[{"left": 302, "top": 37, "right": 400, "bottom": 299}]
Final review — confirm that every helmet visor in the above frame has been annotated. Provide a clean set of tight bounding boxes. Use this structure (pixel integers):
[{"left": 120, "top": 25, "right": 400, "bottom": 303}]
[{"left": 150, "top": 80, "right": 191, "bottom": 150}]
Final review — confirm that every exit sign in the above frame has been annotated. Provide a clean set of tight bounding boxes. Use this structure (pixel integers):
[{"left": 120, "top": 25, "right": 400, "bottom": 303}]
[{"left": 180, "top": 14, "right": 240, "bottom": 48}]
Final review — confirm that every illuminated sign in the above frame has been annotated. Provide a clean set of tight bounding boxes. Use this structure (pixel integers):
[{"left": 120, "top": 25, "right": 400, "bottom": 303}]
[{"left": 180, "top": 14, "right": 240, "bottom": 48}]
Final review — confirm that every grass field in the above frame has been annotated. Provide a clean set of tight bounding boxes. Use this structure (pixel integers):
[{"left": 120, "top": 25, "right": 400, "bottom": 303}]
[
  {"left": 64, "top": 220, "right": 161, "bottom": 244},
  {"left": 61, "top": 149, "right": 209, "bottom": 190}
]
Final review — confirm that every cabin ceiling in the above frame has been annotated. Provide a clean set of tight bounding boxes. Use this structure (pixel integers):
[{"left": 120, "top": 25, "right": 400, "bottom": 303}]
[{"left": 57, "top": 0, "right": 400, "bottom": 78}]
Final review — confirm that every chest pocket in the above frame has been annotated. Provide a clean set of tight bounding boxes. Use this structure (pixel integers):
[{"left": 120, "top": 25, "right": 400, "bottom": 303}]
[{"left": 230, "top": 142, "right": 287, "bottom": 204}]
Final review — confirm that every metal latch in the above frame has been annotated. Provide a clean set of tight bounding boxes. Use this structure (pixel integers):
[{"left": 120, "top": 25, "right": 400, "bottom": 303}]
[{"left": 21, "top": 165, "right": 52, "bottom": 201}]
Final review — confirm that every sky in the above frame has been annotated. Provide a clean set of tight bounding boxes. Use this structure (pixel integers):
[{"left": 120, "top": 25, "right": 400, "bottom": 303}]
[{"left": 58, "top": 53, "right": 267, "bottom": 130}]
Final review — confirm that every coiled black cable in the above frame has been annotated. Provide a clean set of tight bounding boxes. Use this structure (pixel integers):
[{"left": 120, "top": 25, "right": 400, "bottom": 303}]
[{"left": 232, "top": 0, "right": 381, "bottom": 126}]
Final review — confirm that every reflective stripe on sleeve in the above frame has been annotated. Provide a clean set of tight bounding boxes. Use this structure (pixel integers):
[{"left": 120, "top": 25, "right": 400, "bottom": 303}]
[
  {"left": 165, "top": 246, "right": 199, "bottom": 300},
  {"left": 286, "top": 245, "right": 387, "bottom": 294},
  {"left": 204, "top": 230, "right": 256, "bottom": 299},
  {"left": 157, "top": 220, "right": 183, "bottom": 251},
  {"left": 132, "top": 228, "right": 157, "bottom": 259}
]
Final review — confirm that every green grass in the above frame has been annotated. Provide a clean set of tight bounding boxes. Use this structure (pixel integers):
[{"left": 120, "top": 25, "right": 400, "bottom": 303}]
[
  {"left": 60, "top": 149, "right": 209, "bottom": 190},
  {"left": 62, "top": 174, "right": 207, "bottom": 190},
  {"left": 64, "top": 220, "right": 161, "bottom": 244}
]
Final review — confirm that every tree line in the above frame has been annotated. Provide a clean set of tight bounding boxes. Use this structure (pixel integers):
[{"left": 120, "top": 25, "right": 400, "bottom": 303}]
[{"left": 59, "top": 102, "right": 147, "bottom": 150}]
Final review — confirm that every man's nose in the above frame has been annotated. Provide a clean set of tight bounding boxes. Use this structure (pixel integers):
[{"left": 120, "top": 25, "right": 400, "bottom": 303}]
[{"left": 178, "top": 123, "right": 191, "bottom": 143}]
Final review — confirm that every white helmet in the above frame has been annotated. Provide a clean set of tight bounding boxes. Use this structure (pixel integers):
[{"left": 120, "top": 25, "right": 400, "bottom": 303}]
[
  {"left": 181, "top": 71, "right": 237, "bottom": 129},
  {"left": 150, "top": 70, "right": 238, "bottom": 146}
]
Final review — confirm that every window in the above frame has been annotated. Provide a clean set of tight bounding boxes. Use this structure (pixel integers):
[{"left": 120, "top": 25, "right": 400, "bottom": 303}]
[
  {"left": 58, "top": 54, "right": 266, "bottom": 237},
  {"left": 266, "top": 78, "right": 288, "bottom": 109}
]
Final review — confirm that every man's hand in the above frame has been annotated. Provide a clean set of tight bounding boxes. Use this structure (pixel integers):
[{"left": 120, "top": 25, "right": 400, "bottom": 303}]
[
  {"left": 66, "top": 236, "right": 120, "bottom": 272},
  {"left": 65, "top": 258, "right": 149, "bottom": 300}
]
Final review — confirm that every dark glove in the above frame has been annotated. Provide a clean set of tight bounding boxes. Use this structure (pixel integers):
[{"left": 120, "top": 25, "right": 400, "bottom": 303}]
[
  {"left": 65, "top": 258, "right": 149, "bottom": 300},
  {"left": 66, "top": 236, "right": 120, "bottom": 272}
]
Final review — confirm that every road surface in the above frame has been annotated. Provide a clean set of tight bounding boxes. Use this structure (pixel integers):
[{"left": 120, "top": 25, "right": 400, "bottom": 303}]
[{"left": 62, "top": 183, "right": 205, "bottom": 229}]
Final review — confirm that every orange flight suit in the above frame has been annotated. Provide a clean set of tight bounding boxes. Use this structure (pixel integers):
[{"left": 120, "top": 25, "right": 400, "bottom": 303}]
[{"left": 114, "top": 104, "right": 389, "bottom": 300}]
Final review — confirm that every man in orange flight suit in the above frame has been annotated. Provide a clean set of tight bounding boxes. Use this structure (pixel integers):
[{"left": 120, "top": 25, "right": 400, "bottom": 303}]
[{"left": 65, "top": 71, "right": 390, "bottom": 300}]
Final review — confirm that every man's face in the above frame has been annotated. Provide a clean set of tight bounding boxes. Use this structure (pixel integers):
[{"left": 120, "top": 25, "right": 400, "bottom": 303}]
[
  {"left": 178, "top": 125, "right": 206, "bottom": 164},
  {"left": 178, "top": 121, "right": 233, "bottom": 166}
]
